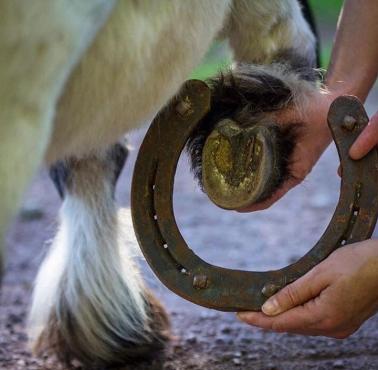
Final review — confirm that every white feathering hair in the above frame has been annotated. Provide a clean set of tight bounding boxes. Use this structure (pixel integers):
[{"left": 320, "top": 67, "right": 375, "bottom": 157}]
[{"left": 28, "top": 153, "right": 168, "bottom": 366}]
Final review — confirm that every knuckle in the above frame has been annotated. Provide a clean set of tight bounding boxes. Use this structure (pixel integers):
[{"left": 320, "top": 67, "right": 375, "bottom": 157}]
[
  {"left": 310, "top": 264, "right": 323, "bottom": 276},
  {"left": 283, "top": 285, "right": 299, "bottom": 307}
]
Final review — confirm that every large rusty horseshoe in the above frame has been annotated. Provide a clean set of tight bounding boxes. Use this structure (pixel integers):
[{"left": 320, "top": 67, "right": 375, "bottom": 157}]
[{"left": 131, "top": 80, "right": 378, "bottom": 311}]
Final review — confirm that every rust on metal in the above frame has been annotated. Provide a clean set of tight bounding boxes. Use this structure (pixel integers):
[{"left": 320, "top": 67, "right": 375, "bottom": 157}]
[{"left": 131, "top": 80, "right": 378, "bottom": 311}]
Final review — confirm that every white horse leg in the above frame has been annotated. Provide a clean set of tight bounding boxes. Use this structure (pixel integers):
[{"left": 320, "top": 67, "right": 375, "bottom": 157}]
[{"left": 28, "top": 144, "right": 170, "bottom": 367}]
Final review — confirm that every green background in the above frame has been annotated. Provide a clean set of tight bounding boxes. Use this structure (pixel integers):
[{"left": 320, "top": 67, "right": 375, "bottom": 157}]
[{"left": 191, "top": 0, "right": 344, "bottom": 80}]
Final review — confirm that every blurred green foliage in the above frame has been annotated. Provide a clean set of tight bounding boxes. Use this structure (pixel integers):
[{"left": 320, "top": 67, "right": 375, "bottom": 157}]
[
  {"left": 310, "top": 0, "right": 343, "bottom": 67},
  {"left": 190, "top": 42, "right": 232, "bottom": 80},
  {"left": 191, "top": 0, "right": 344, "bottom": 80},
  {"left": 309, "top": 0, "right": 343, "bottom": 21}
]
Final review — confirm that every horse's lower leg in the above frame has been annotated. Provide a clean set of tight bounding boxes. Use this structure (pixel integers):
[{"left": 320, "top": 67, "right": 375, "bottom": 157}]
[{"left": 28, "top": 144, "right": 170, "bottom": 367}]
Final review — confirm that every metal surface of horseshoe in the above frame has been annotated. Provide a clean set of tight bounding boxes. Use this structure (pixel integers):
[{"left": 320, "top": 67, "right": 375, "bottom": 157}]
[{"left": 131, "top": 80, "right": 378, "bottom": 311}]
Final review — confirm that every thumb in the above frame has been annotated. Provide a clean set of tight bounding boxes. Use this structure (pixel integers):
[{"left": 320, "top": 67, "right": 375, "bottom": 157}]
[
  {"left": 349, "top": 111, "right": 378, "bottom": 160},
  {"left": 261, "top": 265, "right": 328, "bottom": 316}
]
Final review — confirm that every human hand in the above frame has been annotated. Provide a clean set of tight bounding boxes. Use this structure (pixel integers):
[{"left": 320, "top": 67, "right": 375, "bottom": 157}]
[
  {"left": 237, "top": 240, "right": 378, "bottom": 338},
  {"left": 337, "top": 109, "right": 378, "bottom": 177},
  {"left": 238, "top": 91, "right": 334, "bottom": 212},
  {"left": 349, "top": 110, "right": 378, "bottom": 160}
]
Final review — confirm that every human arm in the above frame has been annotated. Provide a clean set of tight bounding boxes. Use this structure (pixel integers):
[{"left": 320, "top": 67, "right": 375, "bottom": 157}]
[{"left": 326, "top": 0, "right": 378, "bottom": 101}]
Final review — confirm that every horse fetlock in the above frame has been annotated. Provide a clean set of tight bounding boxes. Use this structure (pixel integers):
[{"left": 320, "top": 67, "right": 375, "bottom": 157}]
[{"left": 29, "top": 147, "right": 169, "bottom": 367}]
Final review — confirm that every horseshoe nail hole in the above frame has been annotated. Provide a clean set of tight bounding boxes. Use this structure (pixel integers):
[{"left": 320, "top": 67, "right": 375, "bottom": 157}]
[{"left": 356, "top": 183, "right": 362, "bottom": 199}]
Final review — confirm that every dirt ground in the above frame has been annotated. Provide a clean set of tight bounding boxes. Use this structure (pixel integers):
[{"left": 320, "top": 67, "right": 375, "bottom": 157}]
[{"left": 1, "top": 92, "right": 378, "bottom": 369}]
